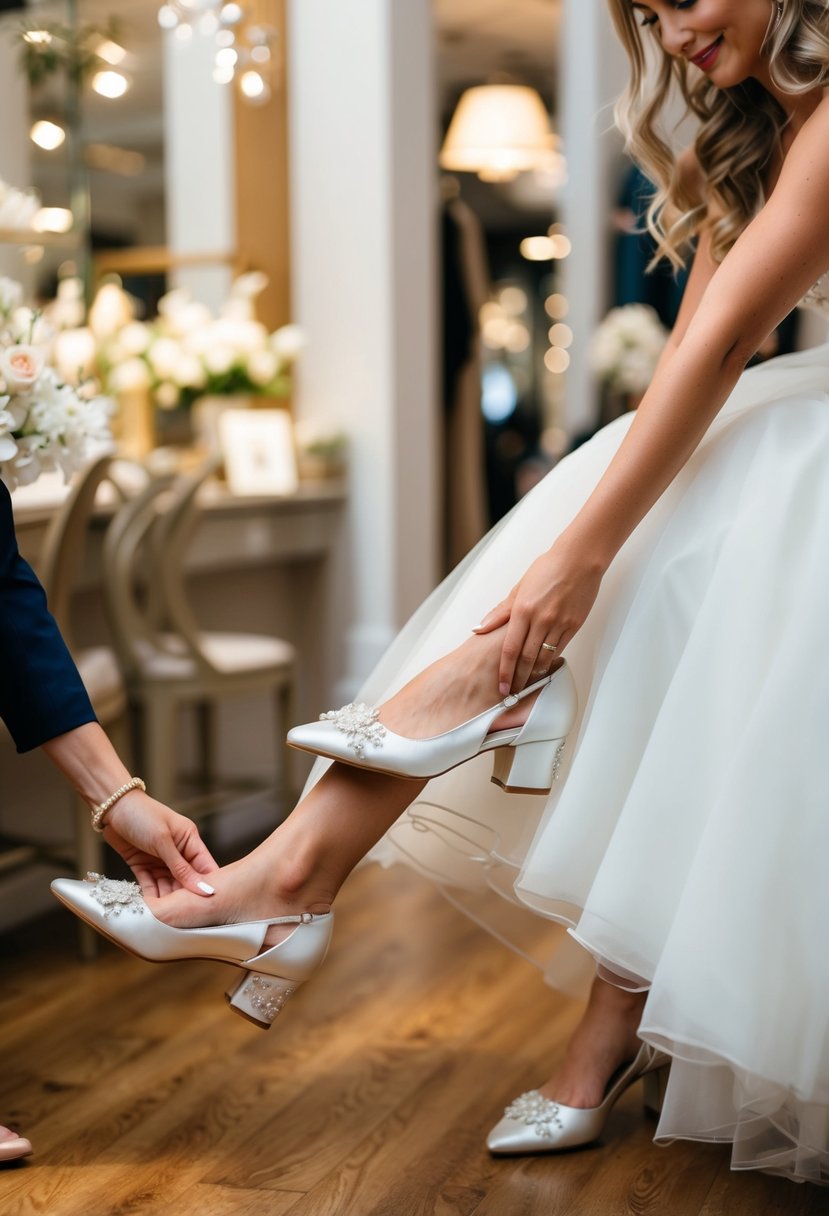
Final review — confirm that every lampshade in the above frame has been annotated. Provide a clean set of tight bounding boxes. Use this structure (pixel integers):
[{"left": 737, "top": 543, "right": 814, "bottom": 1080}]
[{"left": 439, "top": 85, "right": 552, "bottom": 183}]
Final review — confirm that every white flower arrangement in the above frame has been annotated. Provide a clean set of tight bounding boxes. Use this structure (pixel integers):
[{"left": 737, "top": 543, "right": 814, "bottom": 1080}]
[
  {"left": 0, "top": 279, "right": 113, "bottom": 490},
  {"left": 0, "top": 178, "right": 40, "bottom": 233},
  {"left": 590, "top": 304, "right": 669, "bottom": 395},
  {"left": 100, "top": 277, "right": 306, "bottom": 412}
]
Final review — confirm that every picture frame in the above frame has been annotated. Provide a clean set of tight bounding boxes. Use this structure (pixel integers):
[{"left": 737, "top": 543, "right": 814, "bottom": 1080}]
[{"left": 218, "top": 408, "right": 299, "bottom": 496}]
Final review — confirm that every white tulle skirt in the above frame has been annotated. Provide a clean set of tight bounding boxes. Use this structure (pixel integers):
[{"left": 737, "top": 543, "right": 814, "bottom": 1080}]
[{"left": 313, "top": 343, "right": 829, "bottom": 1185}]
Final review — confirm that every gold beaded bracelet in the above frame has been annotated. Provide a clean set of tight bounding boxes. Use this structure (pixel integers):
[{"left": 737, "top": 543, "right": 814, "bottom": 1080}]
[{"left": 91, "top": 777, "right": 147, "bottom": 833}]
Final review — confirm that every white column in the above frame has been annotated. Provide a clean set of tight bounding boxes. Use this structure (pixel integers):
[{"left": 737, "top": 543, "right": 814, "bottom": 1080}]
[
  {"left": 559, "top": 1, "right": 628, "bottom": 434},
  {"left": 0, "top": 23, "right": 33, "bottom": 288},
  {"left": 163, "top": 28, "right": 235, "bottom": 310},
  {"left": 287, "top": 0, "right": 439, "bottom": 699}
]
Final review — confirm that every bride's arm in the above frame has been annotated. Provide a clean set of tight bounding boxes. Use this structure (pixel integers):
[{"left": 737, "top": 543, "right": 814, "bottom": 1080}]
[{"left": 484, "top": 98, "right": 829, "bottom": 694}]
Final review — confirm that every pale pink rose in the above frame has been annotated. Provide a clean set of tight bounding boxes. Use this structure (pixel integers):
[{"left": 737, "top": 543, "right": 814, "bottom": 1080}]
[{"left": 0, "top": 344, "right": 46, "bottom": 393}]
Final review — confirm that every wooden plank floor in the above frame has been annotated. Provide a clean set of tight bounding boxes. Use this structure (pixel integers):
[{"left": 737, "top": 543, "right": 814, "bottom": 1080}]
[{"left": 1, "top": 863, "right": 826, "bottom": 1216}]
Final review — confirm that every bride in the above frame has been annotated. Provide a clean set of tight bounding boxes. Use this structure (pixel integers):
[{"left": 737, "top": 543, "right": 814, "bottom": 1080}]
[{"left": 54, "top": 0, "right": 829, "bottom": 1186}]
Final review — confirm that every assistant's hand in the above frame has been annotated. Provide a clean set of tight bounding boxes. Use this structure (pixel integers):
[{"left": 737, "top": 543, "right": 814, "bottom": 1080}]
[
  {"left": 474, "top": 542, "right": 606, "bottom": 694},
  {"left": 103, "top": 791, "right": 219, "bottom": 899}
]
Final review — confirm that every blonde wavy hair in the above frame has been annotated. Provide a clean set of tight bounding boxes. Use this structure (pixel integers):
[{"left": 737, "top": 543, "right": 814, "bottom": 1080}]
[{"left": 608, "top": 0, "right": 829, "bottom": 269}]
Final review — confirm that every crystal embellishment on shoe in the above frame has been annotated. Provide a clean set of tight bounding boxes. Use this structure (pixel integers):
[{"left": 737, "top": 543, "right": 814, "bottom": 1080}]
[
  {"left": 503, "top": 1091, "right": 564, "bottom": 1139},
  {"left": 84, "top": 872, "right": 145, "bottom": 919},
  {"left": 318, "top": 702, "right": 387, "bottom": 758},
  {"left": 248, "top": 975, "right": 295, "bottom": 1021}
]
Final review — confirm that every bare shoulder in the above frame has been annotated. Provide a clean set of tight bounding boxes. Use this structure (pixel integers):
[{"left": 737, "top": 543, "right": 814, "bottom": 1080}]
[{"left": 778, "top": 90, "right": 829, "bottom": 179}]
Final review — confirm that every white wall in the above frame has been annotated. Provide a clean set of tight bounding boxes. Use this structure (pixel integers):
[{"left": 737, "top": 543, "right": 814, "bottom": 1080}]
[
  {"left": 287, "top": 0, "right": 439, "bottom": 699},
  {"left": 559, "top": 0, "right": 628, "bottom": 435}
]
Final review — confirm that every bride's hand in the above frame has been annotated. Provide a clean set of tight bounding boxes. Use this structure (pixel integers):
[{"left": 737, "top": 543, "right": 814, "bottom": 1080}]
[
  {"left": 474, "top": 543, "right": 605, "bottom": 694},
  {"left": 103, "top": 792, "right": 219, "bottom": 899}
]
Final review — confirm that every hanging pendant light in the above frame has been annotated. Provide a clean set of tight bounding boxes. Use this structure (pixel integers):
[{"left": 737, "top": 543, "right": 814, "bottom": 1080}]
[{"left": 440, "top": 84, "right": 553, "bottom": 183}]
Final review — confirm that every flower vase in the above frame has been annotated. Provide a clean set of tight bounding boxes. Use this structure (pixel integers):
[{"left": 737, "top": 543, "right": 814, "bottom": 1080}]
[{"left": 115, "top": 387, "right": 156, "bottom": 458}]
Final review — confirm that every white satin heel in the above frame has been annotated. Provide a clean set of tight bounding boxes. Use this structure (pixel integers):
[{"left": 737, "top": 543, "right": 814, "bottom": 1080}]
[
  {"left": 486, "top": 1043, "right": 671, "bottom": 1156},
  {"left": 491, "top": 737, "right": 566, "bottom": 794},
  {"left": 226, "top": 972, "right": 300, "bottom": 1028},
  {"left": 288, "top": 660, "right": 578, "bottom": 794},
  {"left": 51, "top": 874, "right": 333, "bottom": 1029}
]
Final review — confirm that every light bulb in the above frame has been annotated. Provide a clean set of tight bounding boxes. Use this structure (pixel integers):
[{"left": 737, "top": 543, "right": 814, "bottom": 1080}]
[
  {"left": 33, "top": 207, "right": 74, "bottom": 234},
  {"left": 97, "top": 39, "right": 127, "bottom": 65},
  {"left": 220, "top": 3, "right": 244, "bottom": 26},
  {"left": 239, "top": 70, "right": 267, "bottom": 100},
  {"left": 92, "top": 70, "right": 130, "bottom": 99},
  {"left": 30, "top": 120, "right": 66, "bottom": 151}
]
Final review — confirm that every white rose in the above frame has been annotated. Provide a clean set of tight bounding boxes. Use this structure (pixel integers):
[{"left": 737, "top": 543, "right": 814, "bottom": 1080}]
[
  {"left": 155, "top": 381, "right": 181, "bottom": 410},
  {"left": 172, "top": 352, "right": 207, "bottom": 389},
  {"left": 212, "top": 318, "right": 268, "bottom": 356},
  {"left": 110, "top": 358, "right": 152, "bottom": 393},
  {"left": 170, "top": 301, "right": 213, "bottom": 338},
  {"left": 0, "top": 399, "right": 28, "bottom": 430},
  {"left": 10, "top": 307, "right": 53, "bottom": 347},
  {"left": 0, "top": 277, "right": 24, "bottom": 317},
  {"left": 247, "top": 349, "right": 278, "bottom": 386},
  {"left": 271, "top": 324, "right": 306, "bottom": 361},
  {"left": 118, "top": 321, "right": 152, "bottom": 357},
  {"left": 204, "top": 344, "right": 235, "bottom": 376},
  {"left": 148, "top": 337, "right": 183, "bottom": 381},
  {"left": 0, "top": 344, "right": 47, "bottom": 392}
]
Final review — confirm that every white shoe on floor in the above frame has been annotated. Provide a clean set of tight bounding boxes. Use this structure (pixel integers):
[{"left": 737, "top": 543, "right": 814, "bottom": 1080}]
[
  {"left": 51, "top": 874, "right": 333, "bottom": 1029},
  {"left": 288, "top": 662, "right": 578, "bottom": 794},
  {"left": 486, "top": 1042, "right": 671, "bottom": 1155}
]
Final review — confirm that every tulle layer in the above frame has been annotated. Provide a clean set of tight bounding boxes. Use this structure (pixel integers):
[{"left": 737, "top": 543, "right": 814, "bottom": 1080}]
[{"left": 317, "top": 344, "right": 829, "bottom": 1185}]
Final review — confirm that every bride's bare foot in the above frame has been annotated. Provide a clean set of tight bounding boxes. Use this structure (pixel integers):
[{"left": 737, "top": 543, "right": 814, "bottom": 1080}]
[
  {"left": 379, "top": 627, "right": 559, "bottom": 738},
  {"left": 537, "top": 977, "right": 647, "bottom": 1109}
]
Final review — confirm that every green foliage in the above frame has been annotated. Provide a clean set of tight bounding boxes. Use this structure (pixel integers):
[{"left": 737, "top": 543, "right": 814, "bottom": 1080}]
[{"left": 17, "top": 20, "right": 123, "bottom": 90}]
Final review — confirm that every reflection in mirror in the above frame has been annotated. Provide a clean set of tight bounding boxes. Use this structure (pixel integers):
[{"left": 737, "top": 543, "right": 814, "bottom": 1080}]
[
  {"left": 22, "top": 1, "right": 166, "bottom": 313},
  {"left": 435, "top": 0, "right": 563, "bottom": 562}
]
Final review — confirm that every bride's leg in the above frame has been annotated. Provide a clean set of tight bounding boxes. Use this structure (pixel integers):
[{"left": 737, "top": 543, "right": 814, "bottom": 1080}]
[
  {"left": 537, "top": 976, "right": 647, "bottom": 1109},
  {"left": 152, "top": 624, "right": 542, "bottom": 929}
]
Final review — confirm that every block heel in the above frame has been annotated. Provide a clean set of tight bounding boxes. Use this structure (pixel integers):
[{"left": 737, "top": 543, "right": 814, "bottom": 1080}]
[
  {"left": 491, "top": 737, "right": 565, "bottom": 794},
  {"left": 226, "top": 971, "right": 299, "bottom": 1029}
]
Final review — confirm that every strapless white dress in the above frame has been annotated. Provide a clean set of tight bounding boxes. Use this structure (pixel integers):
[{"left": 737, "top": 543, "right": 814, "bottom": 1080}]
[{"left": 315, "top": 280, "right": 829, "bottom": 1185}]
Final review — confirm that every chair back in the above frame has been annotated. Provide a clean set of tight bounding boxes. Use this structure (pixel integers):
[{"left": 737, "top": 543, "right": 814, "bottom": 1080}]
[
  {"left": 101, "top": 457, "right": 221, "bottom": 683},
  {"left": 151, "top": 455, "right": 223, "bottom": 675},
  {"left": 100, "top": 474, "right": 177, "bottom": 682},
  {"left": 38, "top": 455, "right": 135, "bottom": 649}
]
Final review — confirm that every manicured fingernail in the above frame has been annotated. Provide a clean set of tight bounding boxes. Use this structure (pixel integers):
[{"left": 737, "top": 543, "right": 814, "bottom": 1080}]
[
  {"left": 499, "top": 683, "right": 510, "bottom": 696},
  {"left": 197, "top": 881, "right": 215, "bottom": 895}
]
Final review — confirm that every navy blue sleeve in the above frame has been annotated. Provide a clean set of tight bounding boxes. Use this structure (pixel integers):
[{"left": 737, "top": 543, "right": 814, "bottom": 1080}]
[{"left": 0, "top": 479, "right": 96, "bottom": 752}]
